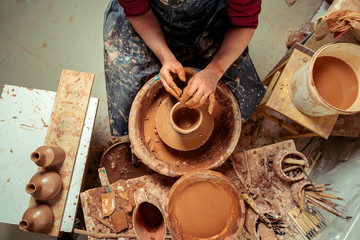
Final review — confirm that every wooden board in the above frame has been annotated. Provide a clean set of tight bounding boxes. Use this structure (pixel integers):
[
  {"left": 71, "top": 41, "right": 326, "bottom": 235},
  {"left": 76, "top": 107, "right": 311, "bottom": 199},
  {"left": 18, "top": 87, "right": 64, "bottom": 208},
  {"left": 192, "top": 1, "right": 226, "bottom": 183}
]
[
  {"left": 231, "top": 140, "right": 305, "bottom": 240},
  {"left": 265, "top": 49, "right": 338, "bottom": 139},
  {"left": 231, "top": 140, "right": 297, "bottom": 216},
  {"left": 29, "top": 70, "right": 94, "bottom": 237},
  {"left": 80, "top": 174, "right": 175, "bottom": 240}
]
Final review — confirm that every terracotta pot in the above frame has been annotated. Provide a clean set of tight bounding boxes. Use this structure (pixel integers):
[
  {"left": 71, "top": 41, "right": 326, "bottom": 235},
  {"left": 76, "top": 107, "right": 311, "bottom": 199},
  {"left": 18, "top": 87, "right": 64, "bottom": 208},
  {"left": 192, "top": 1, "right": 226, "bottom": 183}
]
[
  {"left": 19, "top": 203, "right": 53, "bottom": 233},
  {"left": 31, "top": 146, "right": 66, "bottom": 167},
  {"left": 291, "top": 179, "right": 312, "bottom": 205},
  {"left": 129, "top": 67, "right": 241, "bottom": 177},
  {"left": 132, "top": 189, "right": 166, "bottom": 240},
  {"left": 273, "top": 151, "right": 309, "bottom": 182},
  {"left": 165, "top": 170, "right": 245, "bottom": 240},
  {"left": 25, "top": 170, "right": 62, "bottom": 201}
]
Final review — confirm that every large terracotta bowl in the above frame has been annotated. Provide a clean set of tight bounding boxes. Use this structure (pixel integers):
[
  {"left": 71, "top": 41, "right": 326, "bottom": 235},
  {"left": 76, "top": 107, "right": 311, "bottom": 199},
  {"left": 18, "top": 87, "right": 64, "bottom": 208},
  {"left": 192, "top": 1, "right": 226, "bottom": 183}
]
[
  {"left": 164, "top": 170, "right": 245, "bottom": 239},
  {"left": 129, "top": 67, "right": 241, "bottom": 177}
]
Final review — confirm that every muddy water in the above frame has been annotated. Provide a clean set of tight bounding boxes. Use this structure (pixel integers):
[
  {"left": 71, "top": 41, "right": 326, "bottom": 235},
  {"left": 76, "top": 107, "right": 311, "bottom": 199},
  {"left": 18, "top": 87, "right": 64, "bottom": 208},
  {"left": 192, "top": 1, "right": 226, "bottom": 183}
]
[
  {"left": 172, "top": 181, "right": 232, "bottom": 238},
  {"left": 313, "top": 56, "right": 358, "bottom": 110},
  {"left": 173, "top": 107, "right": 200, "bottom": 130}
]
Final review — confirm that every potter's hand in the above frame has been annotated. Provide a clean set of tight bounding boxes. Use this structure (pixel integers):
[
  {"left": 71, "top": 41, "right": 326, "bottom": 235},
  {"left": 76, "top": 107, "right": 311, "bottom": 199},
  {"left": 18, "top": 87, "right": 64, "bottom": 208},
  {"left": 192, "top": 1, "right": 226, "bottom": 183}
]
[
  {"left": 180, "top": 68, "right": 220, "bottom": 114},
  {"left": 159, "top": 57, "right": 186, "bottom": 99}
]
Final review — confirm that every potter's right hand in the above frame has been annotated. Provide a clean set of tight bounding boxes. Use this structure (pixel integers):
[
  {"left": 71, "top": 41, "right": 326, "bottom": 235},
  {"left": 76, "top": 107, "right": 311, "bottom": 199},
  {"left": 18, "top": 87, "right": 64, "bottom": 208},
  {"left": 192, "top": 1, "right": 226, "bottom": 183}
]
[{"left": 159, "top": 57, "right": 186, "bottom": 99}]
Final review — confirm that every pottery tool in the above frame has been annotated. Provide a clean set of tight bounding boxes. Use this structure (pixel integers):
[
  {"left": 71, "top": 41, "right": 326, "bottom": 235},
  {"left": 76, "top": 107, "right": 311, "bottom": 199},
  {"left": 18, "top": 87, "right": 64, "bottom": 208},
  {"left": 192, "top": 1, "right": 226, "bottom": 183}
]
[
  {"left": 302, "top": 183, "right": 351, "bottom": 220},
  {"left": 288, "top": 206, "right": 325, "bottom": 240},
  {"left": 241, "top": 193, "right": 272, "bottom": 228},
  {"left": 91, "top": 214, "right": 115, "bottom": 232},
  {"left": 98, "top": 167, "right": 129, "bottom": 233},
  {"left": 98, "top": 168, "right": 116, "bottom": 217},
  {"left": 264, "top": 213, "right": 288, "bottom": 236}
]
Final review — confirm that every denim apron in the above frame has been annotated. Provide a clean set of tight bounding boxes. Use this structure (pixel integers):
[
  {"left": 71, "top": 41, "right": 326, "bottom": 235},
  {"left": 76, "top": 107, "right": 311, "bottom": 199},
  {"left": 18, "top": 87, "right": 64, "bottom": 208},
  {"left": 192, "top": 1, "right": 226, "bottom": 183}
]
[{"left": 103, "top": 0, "right": 265, "bottom": 136}]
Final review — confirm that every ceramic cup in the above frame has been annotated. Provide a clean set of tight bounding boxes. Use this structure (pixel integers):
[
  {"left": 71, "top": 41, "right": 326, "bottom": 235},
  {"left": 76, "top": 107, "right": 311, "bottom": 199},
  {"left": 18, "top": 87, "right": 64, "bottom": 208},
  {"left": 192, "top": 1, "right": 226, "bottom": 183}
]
[
  {"left": 170, "top": 102, "right": 203, "bottom": 135},
  {"left": 132, "top": 188, "right": 166, "bottom": 240}
]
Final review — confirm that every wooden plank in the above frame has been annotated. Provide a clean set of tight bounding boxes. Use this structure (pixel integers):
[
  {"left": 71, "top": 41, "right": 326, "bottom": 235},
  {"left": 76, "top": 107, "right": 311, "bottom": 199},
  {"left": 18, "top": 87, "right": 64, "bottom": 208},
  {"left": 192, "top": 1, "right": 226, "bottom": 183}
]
[
  {"left": 80, "top": 174, "right": 175, "bottom": 240},
  {"left": 265, "top": 49, "right": 338, "bottom": 139},
  {"left": 259, "top": 111, "right": 299, "bottom": 135},
  {"left": 29, "top": 70, "right": 94, "bottom": 237}
]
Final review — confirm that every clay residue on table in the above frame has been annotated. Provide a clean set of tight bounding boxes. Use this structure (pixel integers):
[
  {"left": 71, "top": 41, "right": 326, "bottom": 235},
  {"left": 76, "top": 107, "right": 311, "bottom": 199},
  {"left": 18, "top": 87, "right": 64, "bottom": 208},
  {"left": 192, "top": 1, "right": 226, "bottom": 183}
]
[
  {"left": 231, "top": 140, "right": 297, "bottom": 216},
  {"left": 138, "top": 81, "right": 235, "bottom": 173},
  {"left": 80, "top": 174, "right": 175, "bottom": 239}
]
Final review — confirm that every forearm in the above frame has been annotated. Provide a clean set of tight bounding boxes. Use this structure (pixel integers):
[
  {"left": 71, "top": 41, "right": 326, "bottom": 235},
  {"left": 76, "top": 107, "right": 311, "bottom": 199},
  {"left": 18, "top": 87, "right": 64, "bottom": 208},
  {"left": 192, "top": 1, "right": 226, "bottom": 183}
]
[
  {"left": 206, "top": 27, "right": 255, "bottom": 78},
  {"left": 127, "top": 10, "right": 175, "bottom": 64}
]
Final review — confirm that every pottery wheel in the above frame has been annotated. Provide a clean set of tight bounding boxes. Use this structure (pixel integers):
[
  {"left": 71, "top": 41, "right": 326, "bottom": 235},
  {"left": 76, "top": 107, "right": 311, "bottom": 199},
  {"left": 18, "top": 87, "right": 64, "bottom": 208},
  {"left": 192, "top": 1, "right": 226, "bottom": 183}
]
[{"left": 156, "top": 97, "right": 214, "bottom": 151}]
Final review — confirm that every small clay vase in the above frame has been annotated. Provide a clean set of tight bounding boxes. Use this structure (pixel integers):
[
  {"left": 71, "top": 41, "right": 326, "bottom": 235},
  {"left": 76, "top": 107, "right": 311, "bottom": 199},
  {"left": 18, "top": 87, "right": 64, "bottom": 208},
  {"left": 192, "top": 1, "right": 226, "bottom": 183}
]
[
  {"left": 132, "top": 188, "right": 166, "bottom": 240},
  {"left": 19, "top": 203, "right": 54, "bottom": 233},
  {"left": 31, "top": 146, "right": 66, "bottom": 167},
  {"left": 26, "top": 170, "right": 62, "bottom": 201}
]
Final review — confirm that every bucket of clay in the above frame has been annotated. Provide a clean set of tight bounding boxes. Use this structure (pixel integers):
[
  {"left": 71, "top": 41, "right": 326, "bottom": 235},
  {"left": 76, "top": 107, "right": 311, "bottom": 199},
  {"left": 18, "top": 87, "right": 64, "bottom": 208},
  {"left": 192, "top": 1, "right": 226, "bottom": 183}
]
[
  {"left": 289, "top": 43, "right": 360, "bottom": 116},
  {"left": 165, "top": 170, "right": 245, "bottom": 240}
]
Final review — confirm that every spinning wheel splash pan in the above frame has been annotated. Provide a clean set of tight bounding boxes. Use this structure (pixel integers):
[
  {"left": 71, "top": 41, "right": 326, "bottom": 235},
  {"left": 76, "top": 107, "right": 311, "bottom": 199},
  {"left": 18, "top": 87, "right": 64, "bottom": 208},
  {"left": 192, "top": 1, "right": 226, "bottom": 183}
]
[{"left": 129, "top": 67, "right": 241, "bottom": 177}]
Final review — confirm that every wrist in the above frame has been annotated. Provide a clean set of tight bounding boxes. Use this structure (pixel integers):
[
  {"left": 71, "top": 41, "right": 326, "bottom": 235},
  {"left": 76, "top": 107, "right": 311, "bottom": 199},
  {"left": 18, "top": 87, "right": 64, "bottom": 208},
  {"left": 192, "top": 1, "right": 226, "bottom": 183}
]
[
  {"left": 205, "top": 61, "right": 225, "bottom": 80},
  {"left": 158, "top": 50, "right": 176, "bottom": 65}
]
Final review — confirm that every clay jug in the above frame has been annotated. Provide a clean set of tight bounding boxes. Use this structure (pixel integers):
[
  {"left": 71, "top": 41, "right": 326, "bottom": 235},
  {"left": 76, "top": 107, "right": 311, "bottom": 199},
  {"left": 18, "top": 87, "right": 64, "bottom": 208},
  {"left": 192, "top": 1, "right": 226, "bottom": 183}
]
[
  {"left": 31, "top": 146, "right": 66, "bottom": 167},
  {"left": 26, "top": 170, "right": 62, "bottom": 201},
  {"left": 19, "top": 204, "right": 54, "bottom": 232}
]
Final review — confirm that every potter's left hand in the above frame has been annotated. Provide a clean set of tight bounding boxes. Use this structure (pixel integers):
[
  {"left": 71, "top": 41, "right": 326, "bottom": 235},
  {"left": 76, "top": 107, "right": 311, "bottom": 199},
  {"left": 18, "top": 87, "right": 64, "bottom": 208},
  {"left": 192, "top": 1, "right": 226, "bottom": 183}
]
[{"left": 180, "top": 68, "right": 221, "bottom": 114}]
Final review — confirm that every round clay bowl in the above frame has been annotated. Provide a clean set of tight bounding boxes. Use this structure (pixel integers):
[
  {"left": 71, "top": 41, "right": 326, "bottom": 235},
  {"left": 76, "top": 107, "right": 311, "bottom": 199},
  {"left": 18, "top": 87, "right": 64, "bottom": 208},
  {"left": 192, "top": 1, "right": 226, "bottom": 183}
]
[
  {"left": 273, "top": 151, "right": 309, "bottom": 182},
  {"left": 165, "top": 170, "right": 245, "bottom": 240},
  {"left": 129, "top": 67, "right": 241, "bottom": 177},
  {"left": 100, "top": 135, "right": 149, "bottom": 183}
]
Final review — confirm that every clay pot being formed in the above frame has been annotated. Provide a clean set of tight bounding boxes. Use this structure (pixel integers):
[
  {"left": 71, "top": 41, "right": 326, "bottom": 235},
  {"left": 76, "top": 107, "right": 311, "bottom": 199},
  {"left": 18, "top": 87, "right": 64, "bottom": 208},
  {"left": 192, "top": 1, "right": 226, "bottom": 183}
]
[
  {"left": 19, "top": 203, "right": 54, "bottom": 233},
  {"left": 156, "top": 99, "right": 214, "bottom": 151},
  {"left": 165, "top": 170, "right": 245, "bottom": 240},
  {"left": 25, "top": 170, "right": 62, "bottom": 201},
  {"left": 132, "top": 188, "right": 166, "bottom": 240},
  {"left": 31, "top": 146, "right": 66, "bottom": 168},
  {"left": 273, "top": 151, "right": 309, "bottom": 182}
]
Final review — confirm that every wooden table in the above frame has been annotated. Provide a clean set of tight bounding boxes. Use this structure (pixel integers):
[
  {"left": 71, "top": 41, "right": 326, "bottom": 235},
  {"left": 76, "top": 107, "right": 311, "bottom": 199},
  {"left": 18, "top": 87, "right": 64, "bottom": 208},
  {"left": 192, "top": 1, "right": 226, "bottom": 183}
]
[{"left": 0, "top": 70, "right": 98, "bottom": 236}]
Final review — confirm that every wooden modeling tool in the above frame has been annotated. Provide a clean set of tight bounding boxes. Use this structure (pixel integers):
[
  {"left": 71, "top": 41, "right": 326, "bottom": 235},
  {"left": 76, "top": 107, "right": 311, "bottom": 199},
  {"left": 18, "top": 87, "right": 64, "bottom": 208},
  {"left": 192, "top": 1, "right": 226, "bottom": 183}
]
[
  {"left": 288, "top": 206, "right": 325, "bottom": 240},
  {"left": 241, "top": 193, "right": 272, "bottom": 228},
  {"left": 98, "top": 167, "right": 129, "bottom": 233},
  {"left": 98, "top": 168, "right": 115, "bottom": 217},
  {"left": 303, "top": 184, "right": 351, "bottom": 221}
]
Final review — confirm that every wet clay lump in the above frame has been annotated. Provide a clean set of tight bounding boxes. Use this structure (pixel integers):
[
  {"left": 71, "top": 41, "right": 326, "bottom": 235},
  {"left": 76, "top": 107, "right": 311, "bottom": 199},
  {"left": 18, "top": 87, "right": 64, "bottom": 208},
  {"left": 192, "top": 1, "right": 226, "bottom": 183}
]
[
  {"left": 313, "top": 56, "right": 358, "bottom": 110},
  {"left": 172, "top": 181, "right": 232, "bottom": 238}
]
